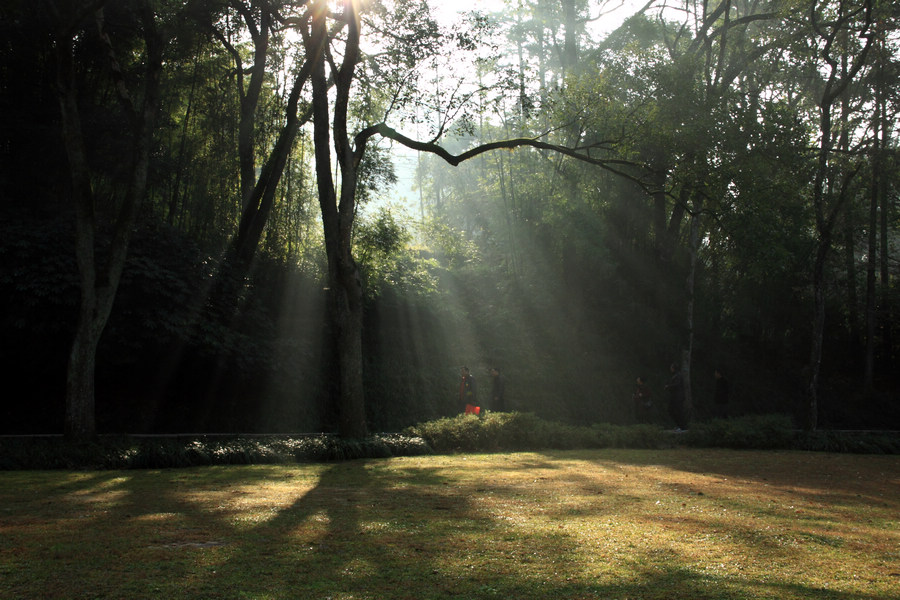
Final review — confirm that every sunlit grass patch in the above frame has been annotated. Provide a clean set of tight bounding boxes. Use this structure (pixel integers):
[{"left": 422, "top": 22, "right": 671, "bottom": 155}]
[{"left": 1, "top": 449, "right": 898, "bottom": 599}]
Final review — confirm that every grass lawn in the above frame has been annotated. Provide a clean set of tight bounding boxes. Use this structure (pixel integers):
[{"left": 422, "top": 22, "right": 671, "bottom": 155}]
[{"left": 1, "top": 448, "right": 898, "bottom": 599}]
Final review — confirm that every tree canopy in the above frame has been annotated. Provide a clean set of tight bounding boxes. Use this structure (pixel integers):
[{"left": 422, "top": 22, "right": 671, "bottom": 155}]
[{"left": 1, "top": 0, "right": 898, "bottom": 437}]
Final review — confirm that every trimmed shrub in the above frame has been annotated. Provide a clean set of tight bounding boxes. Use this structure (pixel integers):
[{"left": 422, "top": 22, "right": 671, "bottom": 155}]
[
  {"left": 685, "top": 414, "right": 797, "bottom": 450},
  {"left": 407, "top": 412, "right": 672, "bottom": 453},
  {"left": 0, "top": 415, "right": 895, "bottom": 470},
  {"left": 0, "top": 434, "right": 431, "bottom": 470},
  {"left": 796, "top": 430, "right": 900, "bottom": 454},
  {"left": 592, "top": 423, "right": 674, "bottom": 449}
]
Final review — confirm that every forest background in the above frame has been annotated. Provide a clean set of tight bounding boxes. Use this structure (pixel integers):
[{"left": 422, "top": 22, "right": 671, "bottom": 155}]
[{"left": 1, "top": 0, "right": 898, "bottom": 439}]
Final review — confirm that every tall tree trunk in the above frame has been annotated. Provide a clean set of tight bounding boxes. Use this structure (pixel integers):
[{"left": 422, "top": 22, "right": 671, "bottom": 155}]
[
  {"left": 515, "top": 1, "right": 529, "bottom": 122},
  {"left": 861, "top": 30, "right": 878, "bottom": 391},
  {"left": 233, "top": 77, "right": 312, "bottom": 266},
  {"left": 53, "top": 5, "right": 97, "bottom": 439},
  {"left": 333, "top": 0, "right": 367, "bottom": 439},
  {"left": 329, "top": 252, "right": 367, "bottom": 438},
  {"left": 224, "top": 1, "right": 270, "bottom": 207},
  {"left": 843, "top": 209, "right": 861, "bottom": 356},
  {"left": 561, "top": 0, "right": 579, "bottom": 76},
  {"left": 875, "top": 27, "right": 892, "bottom": 376},
  {"left": 807, "top": 108, "right": 841, "bottom": 431},
  {"left": 681, "top": 201, "right": 703, "bottom": 418},
  {"left": 806, "top": 238, "right": 830, "bottom": 431},
  {"left": 212, "top": 2, "right": 283, "bottom": 268},
  {"left": 864, "top": 131, "right": 878, "bottom": 390},
  {"left": 168, "top": 42, "right": 202, "bottom": 226},
  {"left": 53, "top": 2, "right": 164, "bottom": 440},
  {"left": 878, "top": 137, "right": 892, "bottom": 376},
  {"left": 651, "top": 178, "right": 668, "bottom": 261},
  {"left": 306, "top": 0, "right": 368, "bottom": 438},
  {"left": 66, "top": 311, "right": 99, "bottom": 439},
  {"left": 837, "top": 42, "right": 861, "bottom": 368},
  {"left": 804, "top": 0, "right": 873, "bottom": 429}
]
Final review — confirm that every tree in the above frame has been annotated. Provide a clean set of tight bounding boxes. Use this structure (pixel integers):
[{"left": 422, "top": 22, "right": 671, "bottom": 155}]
[
  {"left": 290, "top": 0, "right": 668, "bottom": 436},
  {"left": 47, "top": 0, "right": 167, "bottom": 440},
  {"left": 864, "top": 9, "right": 898, "bottom": 389},
  {"left": 504, "top": 0, "right": 786, "bottom": 413},
  {"left": 207, "top": 0, "right": 318, "bottom": 267},
  {"left": 803, "top": 0, "right": 874, "bottom": 430}
]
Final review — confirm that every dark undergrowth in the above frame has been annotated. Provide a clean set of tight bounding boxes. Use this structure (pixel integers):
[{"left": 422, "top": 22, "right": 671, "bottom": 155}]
[{"left": 1, "top": 413, "right": 897, "bottom": 470}]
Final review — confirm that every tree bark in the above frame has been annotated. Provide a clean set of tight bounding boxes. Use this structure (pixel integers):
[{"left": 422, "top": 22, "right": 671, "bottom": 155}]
[
  {"left": 681, "top": 198, "right": 703, "bottom": 418},
  {"left": 864, "top": 131, "right": 878, "bottom": 390},
  {"left": 168, "top": 42, "right": 203, "bottom": 226},
  {"left": 806, "top": 237, "right": 830, "bottom": 431},
  {"left": 233, "top": 65, "right": 315, "bottom": 266},
  {"left": 843, "top": 206, "right": 860, "bottom": 356},
  {"left": 66, "top": 301, "right": 103, "bottom": 439},
  {"left": 306, "top": 0, "right": 367, "bottom": 438},
  {"left": 804, "top": 0, "right": 873, "bottom": 429},
  {"left": 53, "top": 1, "right": 164, "bottom": 440},
  {"left": 875, "top": 27, "right": 892, "bottom": 377},
  {"left": 837, "top": 40, "right": 860, "bottom": 368},
  {"left": 211, "top": 0, "right": 270, "bottom": 208},
  {"left": 52, "top": 2, "right": 95, "bottom": 439}
]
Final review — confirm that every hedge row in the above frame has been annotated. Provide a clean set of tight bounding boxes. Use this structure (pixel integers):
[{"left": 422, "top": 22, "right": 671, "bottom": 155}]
[{"left": 1, "top": 413, "right": 897, "bottom": 470}]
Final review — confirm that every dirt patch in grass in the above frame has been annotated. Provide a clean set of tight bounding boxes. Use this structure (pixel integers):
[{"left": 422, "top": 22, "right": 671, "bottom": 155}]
[{"left": 1, "top": 449, "right": 897, "bottom": 599}]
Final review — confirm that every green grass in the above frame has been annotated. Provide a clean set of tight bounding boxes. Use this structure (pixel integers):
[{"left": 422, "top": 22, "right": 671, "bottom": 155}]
[{"left": 1, "top": 449, "right": 898, "bottom": 599}]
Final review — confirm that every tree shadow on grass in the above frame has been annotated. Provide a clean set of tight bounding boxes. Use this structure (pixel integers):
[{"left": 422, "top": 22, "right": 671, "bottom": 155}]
[
  {"left": 528, "top": 449, "right": 900, "bottom": 599},
  {"left": 3, "top": 452, "right": 897, "bottom": 600},
  {"left": 164, "top": 457, "right": 614, "bottom": 599},
  {"left": 182, "top": 456, "right": 896, "bottom": 600},
  {"left": 168, "top": 460, "right": 499, "bottom": 598}
]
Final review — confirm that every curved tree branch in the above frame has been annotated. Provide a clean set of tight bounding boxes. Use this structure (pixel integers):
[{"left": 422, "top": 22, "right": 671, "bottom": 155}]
[{"left": 356, "top": 123, "right": 659, "bottom": 194}]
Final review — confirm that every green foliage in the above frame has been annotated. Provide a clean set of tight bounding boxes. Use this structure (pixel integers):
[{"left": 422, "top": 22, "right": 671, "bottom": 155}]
[
  {"left": 684, "top": 414, "right": 798, "bottom": 450},
  {"left": 591, "top": 423, "right": 674, "bottom": 449},
  {"left": 2, "top": 0, "right": 899, "bottom": 438},
  {"left": 409, "top": 412, "right": 900, "bottom": 456},
  {"left": 355, "top": 208, "right": 440, "bottom": 299},
  {"left": 419, "top": 216, "right": 480, "bottom": 269},
  {"left": 0, "top": 216, "right": 78, "bottom": 336},
  {"left": 1, "top": 415, "right": 897, "bottom": 470},
  {"left": 408, "top": 412, "right": 675, "bottom": 453},
  {"left": 685, "top": 415, "right": 900, "bottom": 454},
  {"left": 795, "top": 430, "right": 900, "bottom": 455},
  {"left": 0, "top": 434, "right": 431, "bottom": 470}
]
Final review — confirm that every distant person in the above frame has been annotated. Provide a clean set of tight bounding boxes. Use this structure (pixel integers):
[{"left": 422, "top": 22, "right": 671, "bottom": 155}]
[
  {"left": 490, "top": 367, "right": 506, "bottom": 412},
  {"left": 664, "top": 363, "right": 688, "bottom": 431},
  {"left": 713, "top": 367, "right": 730, "bottom": 419},
  {"left": 632, "top": 376, "right": 652, "bottom": 423},
  {"left": 459, "top": 366, "right": 477, "bottom": 413}
]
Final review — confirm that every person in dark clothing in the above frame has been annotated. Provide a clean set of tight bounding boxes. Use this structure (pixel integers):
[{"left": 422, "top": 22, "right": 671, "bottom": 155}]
[
  {"left": 490, "top": 367, "right": 506, "bottom": 412},
  {"left": 664, "top": 363, "right": 688, "bottom": 430},
  {"left": 632, "top": 376, "right": 652, "bottom": 423},
  {"left": 713, "top": 368, "right": 730, "bottom": 419},
  {"left": 459, "top": 366, "right": 477, "bottom": 413}
]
